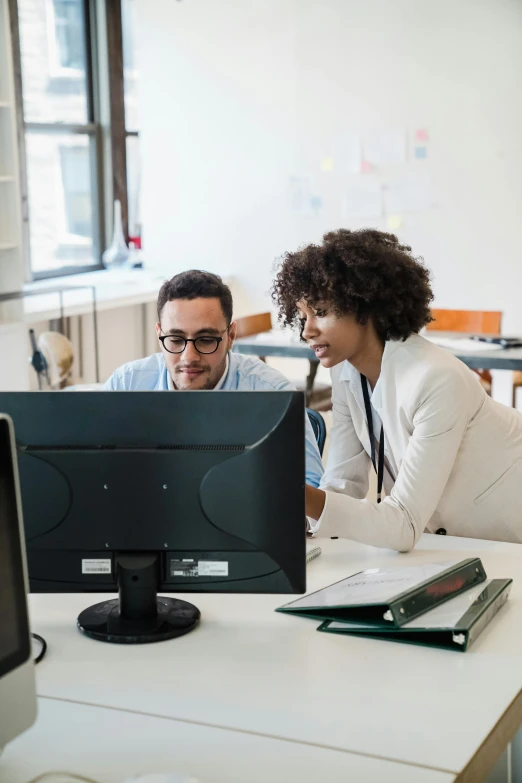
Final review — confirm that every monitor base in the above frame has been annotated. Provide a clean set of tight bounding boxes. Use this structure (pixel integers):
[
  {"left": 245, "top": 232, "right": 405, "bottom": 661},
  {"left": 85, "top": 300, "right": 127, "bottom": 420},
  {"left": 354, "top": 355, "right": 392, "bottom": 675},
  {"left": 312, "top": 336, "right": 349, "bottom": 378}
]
[{"left": 78, "top": 596, "right": 200, "bottom": 644}]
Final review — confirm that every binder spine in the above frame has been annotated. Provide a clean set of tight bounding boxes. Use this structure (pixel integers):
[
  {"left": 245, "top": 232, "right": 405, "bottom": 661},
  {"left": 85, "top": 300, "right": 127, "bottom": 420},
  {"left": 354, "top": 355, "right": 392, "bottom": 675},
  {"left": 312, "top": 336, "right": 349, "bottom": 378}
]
[
  {"left": 389, "top": 558, "right": 487, "bottom": 626},
  {"left": 462, "top": 580, "right": 512, "bottom": 651}
]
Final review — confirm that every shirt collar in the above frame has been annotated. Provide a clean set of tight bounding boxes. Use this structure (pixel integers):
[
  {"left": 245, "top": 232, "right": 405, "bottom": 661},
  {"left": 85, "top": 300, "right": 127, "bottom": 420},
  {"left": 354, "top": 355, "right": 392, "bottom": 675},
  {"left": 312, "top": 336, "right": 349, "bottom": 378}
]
[{"left": 167, "top": 354, "right": 230, "bottom": 390}]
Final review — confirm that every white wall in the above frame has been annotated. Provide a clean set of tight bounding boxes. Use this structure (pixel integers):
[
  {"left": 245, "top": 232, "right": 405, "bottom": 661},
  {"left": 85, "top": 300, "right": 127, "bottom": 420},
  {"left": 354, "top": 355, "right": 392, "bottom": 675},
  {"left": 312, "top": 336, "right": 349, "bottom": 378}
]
[{"left": 137, "top": 0, "right": 522, "bottom": 330}]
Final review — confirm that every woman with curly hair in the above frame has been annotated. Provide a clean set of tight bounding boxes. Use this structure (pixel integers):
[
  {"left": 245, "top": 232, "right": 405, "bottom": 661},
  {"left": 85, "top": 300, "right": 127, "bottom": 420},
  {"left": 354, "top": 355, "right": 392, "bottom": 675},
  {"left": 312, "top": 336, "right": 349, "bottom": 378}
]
[{"left": 272, "top": 228, "right": 522, "bottom": 551}]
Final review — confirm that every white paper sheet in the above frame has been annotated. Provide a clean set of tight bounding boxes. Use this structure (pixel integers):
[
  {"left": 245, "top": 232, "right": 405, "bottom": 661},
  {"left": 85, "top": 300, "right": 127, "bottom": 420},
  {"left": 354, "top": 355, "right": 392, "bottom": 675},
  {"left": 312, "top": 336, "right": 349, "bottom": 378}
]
[
  {"left": 334, "top": 132, "right": 362, "bottom": 175},
  {"left": 363, "top": 130, "right": 407, "bottom": 167},
  {"left": 289, "top": 177, "right": 313, "bottom": 214},
  {"left": 425, "top": 336, "right": 501, "bottom": 352},
  {"left": 343, "top": 179, "right": 383, "bottom": 219},
  {"left": 383, "top": 176, "right": 432, "bottom": 213}
]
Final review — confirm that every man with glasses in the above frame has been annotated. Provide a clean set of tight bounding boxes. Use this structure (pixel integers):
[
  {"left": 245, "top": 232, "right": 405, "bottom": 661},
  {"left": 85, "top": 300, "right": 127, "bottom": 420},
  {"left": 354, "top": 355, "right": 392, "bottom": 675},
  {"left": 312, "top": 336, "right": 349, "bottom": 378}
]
[{"left": 105, "top": 270, "right": 323, "bottom": 487}]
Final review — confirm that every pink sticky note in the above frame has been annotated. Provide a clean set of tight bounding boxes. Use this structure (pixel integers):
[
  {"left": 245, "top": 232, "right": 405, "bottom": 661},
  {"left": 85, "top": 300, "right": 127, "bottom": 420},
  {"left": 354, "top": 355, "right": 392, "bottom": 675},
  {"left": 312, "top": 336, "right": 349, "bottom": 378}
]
[
  {"left": 361, "top": 160, "right": 373, "bottom": 173},
  {"left": 415, "top": 128, "right": 429, "bottom": 143}
]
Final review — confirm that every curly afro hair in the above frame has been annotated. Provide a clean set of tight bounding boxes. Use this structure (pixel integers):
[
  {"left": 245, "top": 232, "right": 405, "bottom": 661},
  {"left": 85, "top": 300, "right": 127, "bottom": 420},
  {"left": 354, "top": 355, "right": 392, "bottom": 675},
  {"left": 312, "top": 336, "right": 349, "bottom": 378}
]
[{"left": 271, "top": 228, "right": 434, "bottom": 341}]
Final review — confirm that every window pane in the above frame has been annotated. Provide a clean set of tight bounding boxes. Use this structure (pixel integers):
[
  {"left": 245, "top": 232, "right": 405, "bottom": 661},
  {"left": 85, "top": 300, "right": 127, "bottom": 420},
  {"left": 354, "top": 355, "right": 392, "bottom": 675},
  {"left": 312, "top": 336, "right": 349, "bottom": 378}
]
[
  {"left": 18, "top": 0, "right": 88, "bottom": 124},
  {"left": 26, "top": 132, "right": 98, "bottom": 275},
  {"left": 122, "top": 0, "right": 140, "bottom": 131},
  {"left": 126, "top": 135, "right": 141, "bottom": 240}
]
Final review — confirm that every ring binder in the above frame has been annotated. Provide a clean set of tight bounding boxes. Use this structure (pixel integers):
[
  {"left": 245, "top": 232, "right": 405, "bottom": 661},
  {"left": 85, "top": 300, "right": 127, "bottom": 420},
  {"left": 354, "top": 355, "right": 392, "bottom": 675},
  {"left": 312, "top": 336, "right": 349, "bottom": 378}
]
[{"left": 277, "top": 559, "right": 487, "bottom": 627}]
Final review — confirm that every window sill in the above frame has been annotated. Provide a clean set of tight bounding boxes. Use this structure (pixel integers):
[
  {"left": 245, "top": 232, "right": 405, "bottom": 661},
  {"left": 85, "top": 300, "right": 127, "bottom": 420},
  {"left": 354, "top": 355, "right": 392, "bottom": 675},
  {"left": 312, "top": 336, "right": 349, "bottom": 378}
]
[{"left": 22, "top": 267, "right": 167, "bottom": 323}]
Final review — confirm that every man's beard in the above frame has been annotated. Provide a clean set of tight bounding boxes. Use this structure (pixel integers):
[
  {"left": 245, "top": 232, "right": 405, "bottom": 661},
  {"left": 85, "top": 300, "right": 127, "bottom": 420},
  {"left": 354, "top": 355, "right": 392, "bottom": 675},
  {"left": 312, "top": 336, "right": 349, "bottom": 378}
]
[{"left": 171, "top": 355, "right": 227, "bottom": 390}]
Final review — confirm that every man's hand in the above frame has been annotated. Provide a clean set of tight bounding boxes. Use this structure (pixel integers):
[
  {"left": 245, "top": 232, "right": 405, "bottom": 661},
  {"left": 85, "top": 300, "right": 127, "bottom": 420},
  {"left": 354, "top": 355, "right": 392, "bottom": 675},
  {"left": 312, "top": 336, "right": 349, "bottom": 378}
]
[{"left": 306, "top": 485, "right": 326, "bottom": 521}]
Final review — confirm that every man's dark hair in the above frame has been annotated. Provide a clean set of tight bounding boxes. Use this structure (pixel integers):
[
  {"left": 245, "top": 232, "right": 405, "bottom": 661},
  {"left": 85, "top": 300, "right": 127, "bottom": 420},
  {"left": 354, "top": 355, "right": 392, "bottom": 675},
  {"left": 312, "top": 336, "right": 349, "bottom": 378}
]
[
  {"left": 157, "top": 270, "right": 233, "bottom": 324},
  {"left": 272, "top": 229, "right": 434, "bottom": 340}
]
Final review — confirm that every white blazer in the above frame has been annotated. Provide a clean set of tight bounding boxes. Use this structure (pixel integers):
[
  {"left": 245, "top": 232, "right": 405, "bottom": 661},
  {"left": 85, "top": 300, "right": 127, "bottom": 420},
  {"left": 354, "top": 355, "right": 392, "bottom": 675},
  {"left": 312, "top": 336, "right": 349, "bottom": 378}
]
[{"left": 316, "top": 334, "right": 522, "bottom": 551}]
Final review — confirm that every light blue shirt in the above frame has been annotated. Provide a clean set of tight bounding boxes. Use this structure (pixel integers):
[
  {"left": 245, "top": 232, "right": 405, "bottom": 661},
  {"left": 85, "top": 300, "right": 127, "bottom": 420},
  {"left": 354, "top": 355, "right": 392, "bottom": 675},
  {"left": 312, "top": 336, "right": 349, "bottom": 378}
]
[{"left": 105, "top": 351, "right": 324, "bottom": 487}]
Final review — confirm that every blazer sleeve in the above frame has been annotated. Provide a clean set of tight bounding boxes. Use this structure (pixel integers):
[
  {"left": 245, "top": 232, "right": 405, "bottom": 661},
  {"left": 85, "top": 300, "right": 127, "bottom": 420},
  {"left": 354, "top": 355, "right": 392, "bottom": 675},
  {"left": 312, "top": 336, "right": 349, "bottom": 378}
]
[{"left": 316, "top": 370, "right": 471, "bottom": 552}]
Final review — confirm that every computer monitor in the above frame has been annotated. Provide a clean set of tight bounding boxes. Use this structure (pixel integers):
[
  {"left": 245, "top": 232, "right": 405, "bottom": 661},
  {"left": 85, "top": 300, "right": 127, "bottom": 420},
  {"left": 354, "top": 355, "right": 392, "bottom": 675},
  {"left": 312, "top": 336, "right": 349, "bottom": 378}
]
[
  {"left": 0, "top": 414, "right": 37, "bottom": 752},
  {"left": 0, "top": 391, "right": 306, "bottom": 645}
]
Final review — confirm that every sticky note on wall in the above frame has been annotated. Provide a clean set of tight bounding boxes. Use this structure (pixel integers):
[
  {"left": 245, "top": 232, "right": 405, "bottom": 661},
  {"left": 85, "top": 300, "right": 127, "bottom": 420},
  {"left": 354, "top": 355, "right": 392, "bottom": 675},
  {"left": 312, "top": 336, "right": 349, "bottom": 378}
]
[
  {"left": 387, "top": 215, "right": 403, "bottom": 231},
  {"left": 415, "top": 128, "right": 429, "bottom": 142},
  {"left": 320, "top": 157, "right": 334, "bottom": 172}
]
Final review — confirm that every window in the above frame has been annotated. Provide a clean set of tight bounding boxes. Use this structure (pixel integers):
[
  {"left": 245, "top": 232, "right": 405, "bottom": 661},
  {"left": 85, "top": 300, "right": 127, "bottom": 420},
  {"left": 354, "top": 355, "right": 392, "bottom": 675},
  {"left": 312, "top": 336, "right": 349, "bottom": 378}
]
[
  {"left": 122, "top": 0, "right": 141, "bottom": 245},
  {"left": 59, "top": 143, "right": 92, "bottom": 238},
  {"left": 18, "top": 0, "right": 99, "bottom": 277},
  {"left": 16, "top": 0, "right": 140, "bottom": 279},
  {"left": 51, "top": 0, "right": 85, "bottom": 73},
  {"left": 122, "top": 0, "right": 139, "bottom": 131}
]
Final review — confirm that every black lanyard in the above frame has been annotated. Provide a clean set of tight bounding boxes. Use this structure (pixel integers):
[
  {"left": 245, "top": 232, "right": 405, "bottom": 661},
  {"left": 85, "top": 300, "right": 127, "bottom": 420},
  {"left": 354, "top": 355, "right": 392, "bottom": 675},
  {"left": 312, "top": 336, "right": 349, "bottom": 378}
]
[{"left": 361, "top": 374, "right": 385, "bottom": 504}]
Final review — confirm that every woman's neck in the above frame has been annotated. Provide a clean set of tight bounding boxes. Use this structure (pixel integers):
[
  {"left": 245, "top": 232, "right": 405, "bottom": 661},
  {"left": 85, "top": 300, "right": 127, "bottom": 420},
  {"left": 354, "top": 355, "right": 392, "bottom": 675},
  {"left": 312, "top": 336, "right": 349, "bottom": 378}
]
[{"left": 350, "top": 328, "right": 385, "bottom": 390}]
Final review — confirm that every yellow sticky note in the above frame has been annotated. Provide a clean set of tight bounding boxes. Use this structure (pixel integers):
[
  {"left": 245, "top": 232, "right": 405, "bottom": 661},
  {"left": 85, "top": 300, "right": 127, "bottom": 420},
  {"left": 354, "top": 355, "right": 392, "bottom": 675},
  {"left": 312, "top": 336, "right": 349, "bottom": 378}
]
[
  {"left": 387, "top": 215, "right": 403, "bottom": 230},
  {"left": 320, "top": 157, "right": 334, "bottom": 172}
]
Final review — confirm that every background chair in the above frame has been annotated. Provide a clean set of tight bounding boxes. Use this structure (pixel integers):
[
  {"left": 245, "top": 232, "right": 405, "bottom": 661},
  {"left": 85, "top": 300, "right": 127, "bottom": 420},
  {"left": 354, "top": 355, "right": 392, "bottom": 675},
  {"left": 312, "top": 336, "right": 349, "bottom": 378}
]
[
  {"left": 234, "top": 311, "right": 332, "bottom": 411},
  {"left": 306, "top": 408, "right": 326, "bottom": 457},
  {"left": 427, "top": 309, "right": 502, "bottom": 395},
  {"left": 29, "top": 329, "right": 75, "bottom": 390},
  {"left": 234, "top": 312, "right": 273, "bottom": 362}
]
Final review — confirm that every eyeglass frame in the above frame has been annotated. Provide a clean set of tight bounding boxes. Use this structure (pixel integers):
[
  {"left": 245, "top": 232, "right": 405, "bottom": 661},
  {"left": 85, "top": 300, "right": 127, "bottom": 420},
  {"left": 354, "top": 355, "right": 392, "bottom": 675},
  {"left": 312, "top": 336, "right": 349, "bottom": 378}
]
[{"left": 158, "top": 327, "right": 230, "bottom": 355}]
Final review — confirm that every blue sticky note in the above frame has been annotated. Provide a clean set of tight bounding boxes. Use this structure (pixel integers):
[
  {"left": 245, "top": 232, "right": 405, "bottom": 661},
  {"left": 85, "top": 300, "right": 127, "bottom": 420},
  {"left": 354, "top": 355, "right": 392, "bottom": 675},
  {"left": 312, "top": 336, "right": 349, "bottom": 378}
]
[
  {"left": 310, "top": 195, "right": 323, "bottom": 210},
  {"left": 415, "top": 146, "right": 427, "bottom": 160}
]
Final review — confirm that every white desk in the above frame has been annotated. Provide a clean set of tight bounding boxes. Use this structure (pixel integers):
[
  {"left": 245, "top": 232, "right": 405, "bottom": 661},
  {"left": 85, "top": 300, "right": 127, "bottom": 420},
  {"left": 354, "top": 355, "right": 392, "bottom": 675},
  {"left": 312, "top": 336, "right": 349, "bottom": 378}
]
[
  {"left": 2, "top": 697, "right": 456, "bottom": 783},
  {"left": 27, "top": 536, "right": 522, "bottom": 782}
]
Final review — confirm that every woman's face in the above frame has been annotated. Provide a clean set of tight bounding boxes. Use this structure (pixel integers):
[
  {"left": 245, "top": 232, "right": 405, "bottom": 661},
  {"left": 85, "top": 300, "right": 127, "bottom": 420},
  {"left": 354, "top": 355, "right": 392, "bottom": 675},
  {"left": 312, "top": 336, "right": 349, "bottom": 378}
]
[{"left": 297, "top": 301, "right": 372, "bottom": 369}]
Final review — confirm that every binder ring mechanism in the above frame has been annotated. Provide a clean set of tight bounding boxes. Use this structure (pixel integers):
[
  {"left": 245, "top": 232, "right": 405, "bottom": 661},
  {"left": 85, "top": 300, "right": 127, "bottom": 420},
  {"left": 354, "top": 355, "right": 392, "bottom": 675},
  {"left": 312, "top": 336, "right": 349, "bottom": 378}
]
[{"left": 452, "top": 633, "right": 466, "bottom": 646}]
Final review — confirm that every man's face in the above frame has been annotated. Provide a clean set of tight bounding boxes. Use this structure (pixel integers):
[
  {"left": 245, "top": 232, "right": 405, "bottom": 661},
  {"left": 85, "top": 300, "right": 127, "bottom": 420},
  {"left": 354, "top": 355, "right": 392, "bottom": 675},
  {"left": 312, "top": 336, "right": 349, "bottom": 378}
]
[{"left": 156, "top": 297, "right": 236, "bottom": 390}]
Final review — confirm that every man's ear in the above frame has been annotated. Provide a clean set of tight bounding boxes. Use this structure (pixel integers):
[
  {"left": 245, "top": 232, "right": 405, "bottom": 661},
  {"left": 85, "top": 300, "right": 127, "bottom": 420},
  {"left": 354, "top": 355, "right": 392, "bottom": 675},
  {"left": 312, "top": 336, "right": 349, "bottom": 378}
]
[
  {"left": 155, "top": 322, "right": 162, "bottom": 342},
  {"left": 228, "top": 321, "right": 237, "bottom": 348}
]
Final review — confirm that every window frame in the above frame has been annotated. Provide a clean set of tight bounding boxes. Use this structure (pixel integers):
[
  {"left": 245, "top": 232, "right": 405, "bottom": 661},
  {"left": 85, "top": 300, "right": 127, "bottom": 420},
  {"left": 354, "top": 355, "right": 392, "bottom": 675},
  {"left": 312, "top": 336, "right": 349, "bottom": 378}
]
[{"left": 10, "top": 0, "right": 134, "bottom": 281}]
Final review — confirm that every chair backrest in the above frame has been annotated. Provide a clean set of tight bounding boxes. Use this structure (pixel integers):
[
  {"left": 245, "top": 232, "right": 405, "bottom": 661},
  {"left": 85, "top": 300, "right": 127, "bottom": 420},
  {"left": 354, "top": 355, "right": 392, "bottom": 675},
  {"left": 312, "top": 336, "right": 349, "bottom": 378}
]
[
  {"left": 307, "top": 408, "right": 326, "bottom": 457},
  {"left": 428, "top": 309, "right": 502, "bottom": 335},
  {"left": 235, "top": 312, "right": 272, "bottom": 339}
]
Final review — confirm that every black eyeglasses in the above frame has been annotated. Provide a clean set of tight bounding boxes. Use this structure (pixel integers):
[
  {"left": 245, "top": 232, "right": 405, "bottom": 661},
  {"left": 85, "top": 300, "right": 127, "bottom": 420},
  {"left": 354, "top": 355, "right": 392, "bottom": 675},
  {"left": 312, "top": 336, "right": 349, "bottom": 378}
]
[{"left": 159, "top": 328, "right": 229, "bottom": 355}]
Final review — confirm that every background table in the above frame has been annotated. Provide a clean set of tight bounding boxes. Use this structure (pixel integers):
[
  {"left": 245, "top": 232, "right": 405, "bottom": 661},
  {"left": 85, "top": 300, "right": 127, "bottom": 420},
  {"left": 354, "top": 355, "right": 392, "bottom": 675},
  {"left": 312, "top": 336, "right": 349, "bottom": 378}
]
[{"left": 233, "top": 330, "right": 522, "bottom": 370}]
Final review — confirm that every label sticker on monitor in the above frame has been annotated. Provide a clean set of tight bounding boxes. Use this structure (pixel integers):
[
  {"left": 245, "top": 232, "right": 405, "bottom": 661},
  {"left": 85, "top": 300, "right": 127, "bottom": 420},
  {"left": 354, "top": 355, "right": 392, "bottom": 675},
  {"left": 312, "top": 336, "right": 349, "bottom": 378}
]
[
  {"left": 170, "top": 559, "right": 228, "bottom": 577},
  {"left": 82, "top": 558, "right": 112, "bottom": 574},
  {"left": 171, "top": 559, "right": 198, "bottom": 577},
  {"left": 198, "top": 561, "right": 228, "bottom": 577}
]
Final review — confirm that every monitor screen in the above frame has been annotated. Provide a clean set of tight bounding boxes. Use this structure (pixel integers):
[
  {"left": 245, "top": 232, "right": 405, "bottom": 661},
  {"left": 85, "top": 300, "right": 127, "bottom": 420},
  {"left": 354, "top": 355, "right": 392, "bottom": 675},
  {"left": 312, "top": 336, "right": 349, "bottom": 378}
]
[
  {"left": 0, "top": 416, "right": 31, "bottom": 678},
  {"left": 0, "top": 391, "right": 306, "bottom": 644}
]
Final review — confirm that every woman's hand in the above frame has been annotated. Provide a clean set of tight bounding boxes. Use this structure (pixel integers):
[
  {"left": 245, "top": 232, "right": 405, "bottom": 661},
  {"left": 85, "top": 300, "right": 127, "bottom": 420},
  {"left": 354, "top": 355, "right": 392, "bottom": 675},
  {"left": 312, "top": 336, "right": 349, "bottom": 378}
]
[{"left": 306, "top": 485, "right": 326, "bottom": 521}]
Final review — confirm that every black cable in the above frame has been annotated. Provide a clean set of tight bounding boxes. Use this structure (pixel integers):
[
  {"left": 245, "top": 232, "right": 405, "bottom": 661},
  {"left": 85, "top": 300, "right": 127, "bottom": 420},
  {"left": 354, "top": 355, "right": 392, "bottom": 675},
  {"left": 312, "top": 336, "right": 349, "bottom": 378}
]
[{"left": 32, "top": 632, "right": 47, "bottom": 664}]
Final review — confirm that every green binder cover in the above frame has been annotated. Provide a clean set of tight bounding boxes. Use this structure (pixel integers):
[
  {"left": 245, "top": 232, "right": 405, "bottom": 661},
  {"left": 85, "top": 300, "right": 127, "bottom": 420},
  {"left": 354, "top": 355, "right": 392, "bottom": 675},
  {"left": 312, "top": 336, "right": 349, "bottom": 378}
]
[
  {"left": 276, "top": 558, "right": 487, "bottom": 627},
  {"left": 318, "top": 578, "right": 512, "bottom": 652}
]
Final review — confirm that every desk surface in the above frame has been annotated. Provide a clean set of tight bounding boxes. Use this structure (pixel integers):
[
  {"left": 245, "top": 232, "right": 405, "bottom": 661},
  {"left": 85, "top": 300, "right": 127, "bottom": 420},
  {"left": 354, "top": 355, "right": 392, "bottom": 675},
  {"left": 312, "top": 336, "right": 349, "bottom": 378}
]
[
  {"left": 2, "top": 697, "right": 456, "bottom": 783},
  {"left": 233, "top": 330, "right": 522, "bottom": 370},
  {"left": 28, "top": 535, "right": 522, "bottom": 781}
]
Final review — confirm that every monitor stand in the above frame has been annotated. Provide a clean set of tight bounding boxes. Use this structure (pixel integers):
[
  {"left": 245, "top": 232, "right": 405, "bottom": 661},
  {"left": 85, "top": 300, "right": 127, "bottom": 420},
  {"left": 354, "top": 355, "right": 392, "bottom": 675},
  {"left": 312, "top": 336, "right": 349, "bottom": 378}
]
[{"left": 77, "top": 553, "right": 200, "bottom": 644}]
